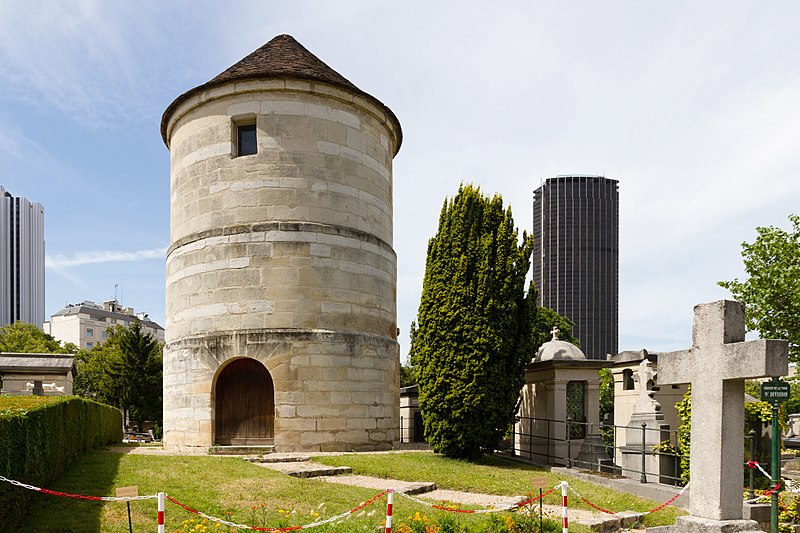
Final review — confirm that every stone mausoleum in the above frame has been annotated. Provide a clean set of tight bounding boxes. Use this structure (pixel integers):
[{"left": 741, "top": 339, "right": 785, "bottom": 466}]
[{"left": 161, "top": 35, "right": 402, "bottom": 451}]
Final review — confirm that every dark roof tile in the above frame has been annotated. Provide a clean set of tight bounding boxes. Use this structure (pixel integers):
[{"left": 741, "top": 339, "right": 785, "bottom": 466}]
[
  {"left": 209, "top": 34, "right": 360, "bottom": 91},
  {"left": 161, "top": 34, "right": 401, "bottom": 153}
]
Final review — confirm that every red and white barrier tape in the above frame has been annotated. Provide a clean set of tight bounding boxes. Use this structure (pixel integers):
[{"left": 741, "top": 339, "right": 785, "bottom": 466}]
[
  {"left": 166, "top": 489, "right": 389, "bottom": 531},
  {"left": 747, "top": 460, "right": 773, "bottom": 481},
  {"left": 1, "top": 472, "right": 693, "bottom": 528},
  {"left": 0, "top": 474, "right": 158, "bottom": 502},
  {"left": 744, "top": 481, "right": 783, "bottom": 504},
  {"left": 394, "top": 483, "right": 562, "bottom": 514},
  {"left": 566, "top": 481, "right": 690, "bottom": 516}
]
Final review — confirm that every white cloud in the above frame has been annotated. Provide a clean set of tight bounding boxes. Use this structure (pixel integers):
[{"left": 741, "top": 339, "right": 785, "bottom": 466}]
[
  {"left": 0, "top": 1, "right": 173, "bottom": 128},
  {"left": 46, "top": 248, "right": 166, "bottom": 269}
]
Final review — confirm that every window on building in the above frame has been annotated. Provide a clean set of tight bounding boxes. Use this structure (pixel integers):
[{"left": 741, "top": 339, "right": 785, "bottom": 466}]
[
  {"left": 101, "top": 330, "right": 108, "bottom": 339},
  {"left": 86, "top": 341, "right": 93, "bottom": 348},
  {"left": 86, "top": 328, "right": 94, "bottom": 337},
  {"left": 622, "top": 369, "right": 634, "bottom": 390},
  {"left": 236, "top": 123, "right": 257, "bottom": 157},
  {"left": 566, "top": 380, "right": 587, "bottom": 439}
]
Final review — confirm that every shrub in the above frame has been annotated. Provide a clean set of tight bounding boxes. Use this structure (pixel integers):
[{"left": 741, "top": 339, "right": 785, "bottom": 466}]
[{"left": 0, "top": 395, "right": 122, "bottom": 528}]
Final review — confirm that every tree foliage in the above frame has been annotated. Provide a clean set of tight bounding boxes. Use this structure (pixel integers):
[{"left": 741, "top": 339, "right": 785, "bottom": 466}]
[
  {"left": 399, "top": 364, "right": 417, "bottom": 388},
  {"left": 74, "top": 321, "right": 162, "bottom": 428},
  {"left": 674, "top": 382, "right": 784, "bottom": 484},
  {"left": 599, "top": 368, "right": 614, "bottom": 422},
  {"left": 411, "top": 184, "right": 536, "bottom": 460},
  {"left": 0, "top": 322, "right": 75, "bottom": 354},
  {"left": 718, "top": 214, "right": 800, "bottom": 362},
  {"left": 532, "top": 307, "right": 579, "bottom": 353}
]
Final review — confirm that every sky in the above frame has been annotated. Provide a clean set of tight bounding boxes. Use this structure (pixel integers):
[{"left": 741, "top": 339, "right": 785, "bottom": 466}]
[{"left": 1, "top": 1, "right": 798, "bottom": 360}]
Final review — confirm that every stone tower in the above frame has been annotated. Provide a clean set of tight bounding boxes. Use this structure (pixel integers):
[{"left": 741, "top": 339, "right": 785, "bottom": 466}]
[{"left": 161, "top": 35, "right": 402, "bottom": 451}]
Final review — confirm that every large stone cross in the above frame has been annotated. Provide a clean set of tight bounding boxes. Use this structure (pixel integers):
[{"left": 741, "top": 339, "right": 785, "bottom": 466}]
[{"left": 659, "top": 300, "right": 788, "bottom": 522}]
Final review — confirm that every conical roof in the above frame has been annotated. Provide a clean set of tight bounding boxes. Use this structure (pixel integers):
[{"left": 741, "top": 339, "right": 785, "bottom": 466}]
[
  {"left": 208, "top": 34, "right": 360, "bottom": 92},
  {"left": 161, "top": 34, "right": 401, "bottom": 151}
]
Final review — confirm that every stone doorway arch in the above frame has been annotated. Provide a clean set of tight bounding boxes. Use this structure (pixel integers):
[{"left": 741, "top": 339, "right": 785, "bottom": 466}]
[{"left": 214, "top": 358, "right": 274, "bottom": 445}]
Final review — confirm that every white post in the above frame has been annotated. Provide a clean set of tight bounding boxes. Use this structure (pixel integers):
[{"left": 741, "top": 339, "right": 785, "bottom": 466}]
[
  {"left": 157, "top": 492, "right": 165, "bottom": 533},
  {"left": 385, "top": 489, "right": 394, "bottom": 533},
  {"left": 561, "top": 482, "right": 568, "bottom": 533}
]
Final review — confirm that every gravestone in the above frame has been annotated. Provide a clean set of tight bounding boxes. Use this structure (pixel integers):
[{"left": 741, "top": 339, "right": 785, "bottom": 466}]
[
  {"left": 621, "top": 359, "right": 670, "bottom": 482},
  {"left": 651, "top": 300, "right": 788, "bottom": 533}
]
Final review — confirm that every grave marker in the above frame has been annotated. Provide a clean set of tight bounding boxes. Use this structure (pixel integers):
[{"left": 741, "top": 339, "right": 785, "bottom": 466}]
[{"left": 657, "top": 300, "right": 787, "bottom": 526}]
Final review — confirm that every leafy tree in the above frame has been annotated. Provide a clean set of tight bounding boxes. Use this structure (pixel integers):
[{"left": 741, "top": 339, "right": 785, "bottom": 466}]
[
  {"left": 532, "top": 307, "right": 579, "bottom": 353},
  {"left": 399, "top": 363, "right": 416, "bottom": 388},
  {"left": 411, "top": 184, "right": 536, "bottom": 460},
  {"left": 718, "top": 214, "right": 800, "bottom": 362},
  {"left": 117, "top": 321, "right": 162, "bottom": 428},
  {"left": 674, "top": 382, "right": 783, "bottom": 484},
  {"left": 74, "top": 321, "right": 162, "bottom": 429},
  {"left": 74, "top": 327, "right": 125, "bottom": 404},
  {"left": 599, "top": 368, "right": 614, "bottom": 422},
  {"left": 400, "top": 321, "right": 421, "bottom": 388},
  {"left": 0, "top": 321, "right": 75, "bottom": 353}
]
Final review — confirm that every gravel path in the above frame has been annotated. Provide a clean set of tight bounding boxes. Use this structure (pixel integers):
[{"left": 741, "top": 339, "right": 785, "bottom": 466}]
[{"left": 316, "top": 472, "right": 601, "bottom": 523}]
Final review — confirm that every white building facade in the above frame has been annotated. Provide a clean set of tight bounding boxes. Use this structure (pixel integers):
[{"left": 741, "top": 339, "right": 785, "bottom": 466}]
[
  {"left": 0, "top": 186, "right": 45, "bottom": 329},
  {"left": 45, "top": 299, "right": 165, "bottom": 349}
]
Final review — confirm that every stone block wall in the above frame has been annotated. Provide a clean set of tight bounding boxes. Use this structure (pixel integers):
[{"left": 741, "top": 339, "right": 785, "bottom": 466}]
[
  {"left": 163, "top": 330, "right": 398, "bottom": 451},
  {"left": 163, "top": 80, "right": 401, "bottom": 451}
]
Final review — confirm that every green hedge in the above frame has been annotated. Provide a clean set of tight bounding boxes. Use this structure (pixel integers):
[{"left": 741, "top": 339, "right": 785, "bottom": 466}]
[{"left": 0, "top": 395, "right": 122, "bottom": 527}]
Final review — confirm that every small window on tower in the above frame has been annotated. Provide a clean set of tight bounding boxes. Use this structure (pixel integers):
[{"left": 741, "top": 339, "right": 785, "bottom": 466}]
[{"left": 236, "top": 123, "right": 257, "bottom": 157}]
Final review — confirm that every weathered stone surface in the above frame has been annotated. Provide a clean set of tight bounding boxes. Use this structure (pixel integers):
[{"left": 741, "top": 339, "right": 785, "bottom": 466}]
[
  {"left": 658, "top": 300, "right": 788, "bottom": 521},
  {"left": 647, "top": 515, "right": 763, "bottom": 533},
  {"left": 162, "top": 38, "right": 401, "bottom": 452}
]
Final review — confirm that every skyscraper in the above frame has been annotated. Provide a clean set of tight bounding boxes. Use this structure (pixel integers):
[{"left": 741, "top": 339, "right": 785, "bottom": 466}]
[
  {"left": 532, "top": 175, "right": 618, "bottom": 359},
  {"left": 0, "top": 186, "right": 45, "bottom": 328}
]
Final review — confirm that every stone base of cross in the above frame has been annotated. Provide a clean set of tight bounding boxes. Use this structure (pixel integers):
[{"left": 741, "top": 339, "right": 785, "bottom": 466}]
[{"left": 646, "top": 301, "right": 787, "bottom": 533}]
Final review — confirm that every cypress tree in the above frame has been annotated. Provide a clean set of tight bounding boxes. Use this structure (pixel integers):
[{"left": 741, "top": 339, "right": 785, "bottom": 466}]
[{"left": 411, "top": 184, "right": 536, "bottom": 460}]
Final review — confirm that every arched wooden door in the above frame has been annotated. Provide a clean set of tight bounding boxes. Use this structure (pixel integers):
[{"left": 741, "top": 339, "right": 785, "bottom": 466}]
[{"left": 215, "top": 358, "right": 274, "bottom": 445}]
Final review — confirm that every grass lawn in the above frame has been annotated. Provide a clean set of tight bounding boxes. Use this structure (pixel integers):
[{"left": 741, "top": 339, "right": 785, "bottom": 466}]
[
  {"left": 314, "top": 452, "right": 686, "bottom": 528},
  {"left": 15, "top": 448, "right": 684, "bottom": 532},
  {"left": 19, "top": 450, "right": 391, "bottom": 532}
]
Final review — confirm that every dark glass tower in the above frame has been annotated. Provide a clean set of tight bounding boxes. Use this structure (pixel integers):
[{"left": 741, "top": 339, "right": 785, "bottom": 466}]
[{"left": 532, "top": 175, "right": 618, "bottom": 359}]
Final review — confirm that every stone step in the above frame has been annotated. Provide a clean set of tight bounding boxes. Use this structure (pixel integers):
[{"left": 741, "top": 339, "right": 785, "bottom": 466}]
[
  {"left": 286, "top": 465, "right": 353, "bottom": 478},
  {"left": 253, "top": 460, "right": 353, "bottom": 478},
  {"left": 579, "top": 511, "right": 645, "bottom": 533},
  {"left": 209, "top": 445, "right": 275, "bottom": 455},
  {"left": 248, "top": 455, "right": 312, "bottom": 464},
  {"left": 398, "top": 482, "right": 438, "bottom": 495}
]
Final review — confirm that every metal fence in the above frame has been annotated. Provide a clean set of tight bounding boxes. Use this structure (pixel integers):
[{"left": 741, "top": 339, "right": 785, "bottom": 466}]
[
  {"left": 511, "top": 416, "right": 689, "bottom": 485},
  {"left": 401, "top": 414, "right": 772, "bottom": 490}
]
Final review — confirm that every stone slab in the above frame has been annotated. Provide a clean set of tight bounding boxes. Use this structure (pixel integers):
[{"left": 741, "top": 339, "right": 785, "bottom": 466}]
[
  {"left": 742, "top": 503, "right": 770, "bottom": 524},
  {"left": 647, "top": 515, "right": 763, "bottom": 533},
  {"left": 255, "top": 461, "right": 353, "bottom": 478},
  {"left": 247, "top": 454, "right": 312, "bottom": 464},
  {"left": 571, "top": 510, "right": 645, "bottom": 532},
  {"left": 319, "top": 474, "right": 437, "bottom": 495},
  {"left": 209, "top": 445, "right": 275, "bottom": 455}
]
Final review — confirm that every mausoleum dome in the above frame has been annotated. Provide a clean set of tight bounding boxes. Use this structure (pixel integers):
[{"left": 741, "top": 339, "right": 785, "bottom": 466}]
[{"left": 535, "top": 328, "right": 587, "bottom": 362}]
